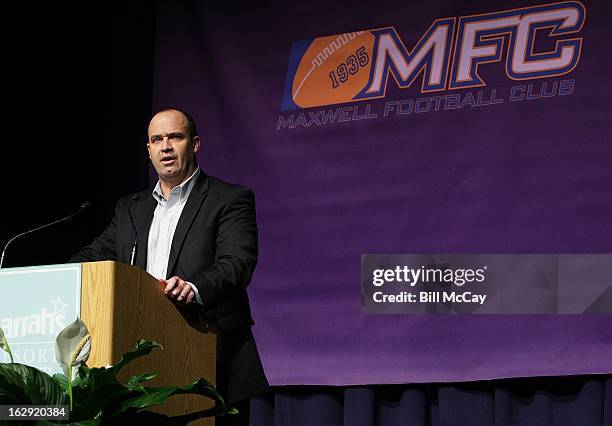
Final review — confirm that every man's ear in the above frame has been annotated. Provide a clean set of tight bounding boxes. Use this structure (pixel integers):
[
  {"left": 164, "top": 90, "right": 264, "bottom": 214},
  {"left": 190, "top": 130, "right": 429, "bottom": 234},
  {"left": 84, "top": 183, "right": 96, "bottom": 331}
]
[
  {"left": 192, "top": 136, "right": 201, "bottom": 154},
  {"left": 146, "top": 142, "right": 151, "bottom": 159}
]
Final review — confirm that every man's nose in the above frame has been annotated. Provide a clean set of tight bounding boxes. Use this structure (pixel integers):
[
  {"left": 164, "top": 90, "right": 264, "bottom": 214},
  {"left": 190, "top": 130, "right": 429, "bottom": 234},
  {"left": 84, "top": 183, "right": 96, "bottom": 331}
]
[{"left": 161, "top": 138, "right": 173, "bottom": 151}]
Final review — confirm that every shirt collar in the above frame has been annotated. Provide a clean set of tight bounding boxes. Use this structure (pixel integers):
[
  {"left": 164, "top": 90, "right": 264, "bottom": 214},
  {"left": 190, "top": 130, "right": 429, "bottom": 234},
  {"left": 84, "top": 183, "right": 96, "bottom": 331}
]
[{"left": 152, "top": 168, "right": 200, "bottom": 204}]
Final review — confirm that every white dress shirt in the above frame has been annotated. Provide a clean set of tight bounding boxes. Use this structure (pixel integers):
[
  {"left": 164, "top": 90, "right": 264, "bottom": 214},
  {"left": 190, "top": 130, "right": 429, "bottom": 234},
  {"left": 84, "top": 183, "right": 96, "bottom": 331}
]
[{"left": 146, "top": 168, "right": 202, "bottom": 304}]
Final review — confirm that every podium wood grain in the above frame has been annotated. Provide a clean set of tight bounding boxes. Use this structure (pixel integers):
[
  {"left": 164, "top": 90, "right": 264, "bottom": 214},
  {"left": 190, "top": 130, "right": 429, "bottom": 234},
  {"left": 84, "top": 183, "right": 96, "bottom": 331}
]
[{"left": 81, "top": 261, "right": 216, "bottom": 425}]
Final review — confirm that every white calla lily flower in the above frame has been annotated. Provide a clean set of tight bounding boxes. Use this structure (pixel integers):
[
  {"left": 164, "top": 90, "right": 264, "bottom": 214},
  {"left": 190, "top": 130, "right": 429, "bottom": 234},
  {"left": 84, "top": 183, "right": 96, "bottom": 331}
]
[{"left": 55, "top": 317, "right": 91, "bottom": 380}]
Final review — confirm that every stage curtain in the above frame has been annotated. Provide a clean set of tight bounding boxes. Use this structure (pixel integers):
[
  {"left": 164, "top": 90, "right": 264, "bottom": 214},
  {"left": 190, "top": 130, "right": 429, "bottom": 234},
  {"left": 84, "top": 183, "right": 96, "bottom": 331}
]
[{"left": 251, "top": 375, "right": 611, "bottom": 426}]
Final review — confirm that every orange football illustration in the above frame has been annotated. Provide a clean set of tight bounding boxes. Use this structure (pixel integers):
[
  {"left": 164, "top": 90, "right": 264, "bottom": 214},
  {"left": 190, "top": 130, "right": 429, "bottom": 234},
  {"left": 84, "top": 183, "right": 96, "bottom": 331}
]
[{"left": 292, "top": 31, "right": 375, "bottom": 109}]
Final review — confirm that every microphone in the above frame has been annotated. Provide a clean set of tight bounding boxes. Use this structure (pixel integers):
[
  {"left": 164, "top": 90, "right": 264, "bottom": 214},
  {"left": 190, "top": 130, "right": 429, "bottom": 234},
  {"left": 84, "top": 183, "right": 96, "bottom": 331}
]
[
  {"left": 128, "top": 194, "right": 139, "bottom": 266},
  {"left": 0, "top": 202, "right": 91, "bottom": 269}
]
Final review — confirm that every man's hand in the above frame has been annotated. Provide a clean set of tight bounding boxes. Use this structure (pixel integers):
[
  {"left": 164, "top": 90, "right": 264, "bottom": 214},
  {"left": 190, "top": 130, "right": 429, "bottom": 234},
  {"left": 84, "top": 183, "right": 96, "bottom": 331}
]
[{"left": 159, "top": 276, "right": 195, "bottom": 305}]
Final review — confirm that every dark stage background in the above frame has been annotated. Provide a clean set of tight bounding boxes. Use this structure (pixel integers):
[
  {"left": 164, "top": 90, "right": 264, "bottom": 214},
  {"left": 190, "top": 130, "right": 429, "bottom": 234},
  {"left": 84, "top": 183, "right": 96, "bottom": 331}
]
[
  {"left": 2, "top": 2, "right": 610, "bottom": 425},
  {"left": 2, "top": 2, "right": 154, "bottom": 267}
]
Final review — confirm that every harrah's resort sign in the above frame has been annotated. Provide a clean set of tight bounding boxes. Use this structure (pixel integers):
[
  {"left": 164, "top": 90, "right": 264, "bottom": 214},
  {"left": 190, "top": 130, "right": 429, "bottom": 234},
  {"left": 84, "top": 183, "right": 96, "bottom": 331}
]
[{"left": 278, "top": 1, "right": 585, "bottom": 128}]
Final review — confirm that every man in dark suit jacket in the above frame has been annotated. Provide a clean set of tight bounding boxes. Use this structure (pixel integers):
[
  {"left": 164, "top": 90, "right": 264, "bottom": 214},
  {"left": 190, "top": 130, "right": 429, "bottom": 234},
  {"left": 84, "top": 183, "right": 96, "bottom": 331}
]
[{"left": 70, "top": 108, "right": 268, "bottom": 423}]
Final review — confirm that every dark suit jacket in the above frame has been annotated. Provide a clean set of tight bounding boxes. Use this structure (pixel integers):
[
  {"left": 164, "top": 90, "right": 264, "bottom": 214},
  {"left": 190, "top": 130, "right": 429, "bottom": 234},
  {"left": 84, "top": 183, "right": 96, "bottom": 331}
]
[{"left": 70, "top": 170, "right": 268, "bottom": 403}]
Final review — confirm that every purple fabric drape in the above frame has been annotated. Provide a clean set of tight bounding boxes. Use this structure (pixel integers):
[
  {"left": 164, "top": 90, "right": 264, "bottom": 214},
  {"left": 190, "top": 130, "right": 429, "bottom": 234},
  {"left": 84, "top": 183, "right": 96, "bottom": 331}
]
[{"left": 251, "top": 375, "right": 612, "bottom": 426}]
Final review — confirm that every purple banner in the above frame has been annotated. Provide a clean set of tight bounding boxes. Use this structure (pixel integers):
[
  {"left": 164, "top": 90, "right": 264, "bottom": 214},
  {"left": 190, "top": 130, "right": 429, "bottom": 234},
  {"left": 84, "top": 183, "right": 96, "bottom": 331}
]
[{"left": 153, "top": 0, "right": 612, "bottom": 385}]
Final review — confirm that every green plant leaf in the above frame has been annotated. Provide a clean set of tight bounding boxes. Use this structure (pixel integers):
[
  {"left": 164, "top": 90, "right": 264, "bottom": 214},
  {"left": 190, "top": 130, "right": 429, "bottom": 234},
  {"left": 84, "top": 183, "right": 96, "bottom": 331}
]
[
  {"left": 115, "top": 378, "right": 225, "bottom": 416},
  {"left": 71, "top": 341, "right": 162, "bottom": 393},
  {"left": 126, "top": 373, "right": 159, "bottom": 391},
  {"left": 68, "top": 382, "right": 128, "bottom": 422},
  {"left": 52, "top": 373, "right": 70, "bottom": 392},
  {"left": 0, "top": 368, "right": 29, "bottom": 405},
  {"left": 106, "top": 340, "right": 162, "bottom": 381},
  {"left": 0, "top": 363, "right": 67, "bottom": 406},
  {"left": 66, "top": 355, "right": 159, "bottom": 422},
  {"left": 62, "top": 365, "right": 127, "bottom": 422},
  {"left": 64, "top": 340, "right": 164, "bottom": 419}
]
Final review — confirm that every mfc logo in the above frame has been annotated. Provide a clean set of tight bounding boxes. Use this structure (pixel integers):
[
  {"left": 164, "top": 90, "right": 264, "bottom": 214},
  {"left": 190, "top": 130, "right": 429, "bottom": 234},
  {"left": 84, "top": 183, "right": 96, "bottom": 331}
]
[{"left": 281, "top": 1, "right": 585, "bottom": 110}]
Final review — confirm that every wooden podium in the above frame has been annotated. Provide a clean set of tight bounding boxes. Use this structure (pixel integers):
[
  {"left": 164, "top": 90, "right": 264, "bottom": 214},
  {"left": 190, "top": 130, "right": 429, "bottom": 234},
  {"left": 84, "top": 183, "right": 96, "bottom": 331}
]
[{"left": 80, "top": 261, "right": 216, "bottom": 424}]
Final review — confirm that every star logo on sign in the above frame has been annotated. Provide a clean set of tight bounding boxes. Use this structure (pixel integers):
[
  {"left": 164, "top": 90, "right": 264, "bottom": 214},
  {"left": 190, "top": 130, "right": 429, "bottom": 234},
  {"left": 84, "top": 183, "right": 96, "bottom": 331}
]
[{"left": 50, "top": 297, "right": 68, "bottom": 314}]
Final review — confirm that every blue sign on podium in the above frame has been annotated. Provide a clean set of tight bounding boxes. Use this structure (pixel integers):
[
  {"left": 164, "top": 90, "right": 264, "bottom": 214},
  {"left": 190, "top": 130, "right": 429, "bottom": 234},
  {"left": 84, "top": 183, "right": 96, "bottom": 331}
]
[{"left": 0, "top": 263, "right": 81, "bottom": 374}]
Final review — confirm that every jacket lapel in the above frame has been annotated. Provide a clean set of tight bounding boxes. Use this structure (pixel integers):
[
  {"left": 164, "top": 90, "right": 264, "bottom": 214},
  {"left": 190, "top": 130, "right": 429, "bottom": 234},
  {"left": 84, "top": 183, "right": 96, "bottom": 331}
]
[
  {"left": 166, "top": 171, "right": 209, "bottom": 276},
  {"left": 132, "top": 194, "right": 157, "bottom": 269}
]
